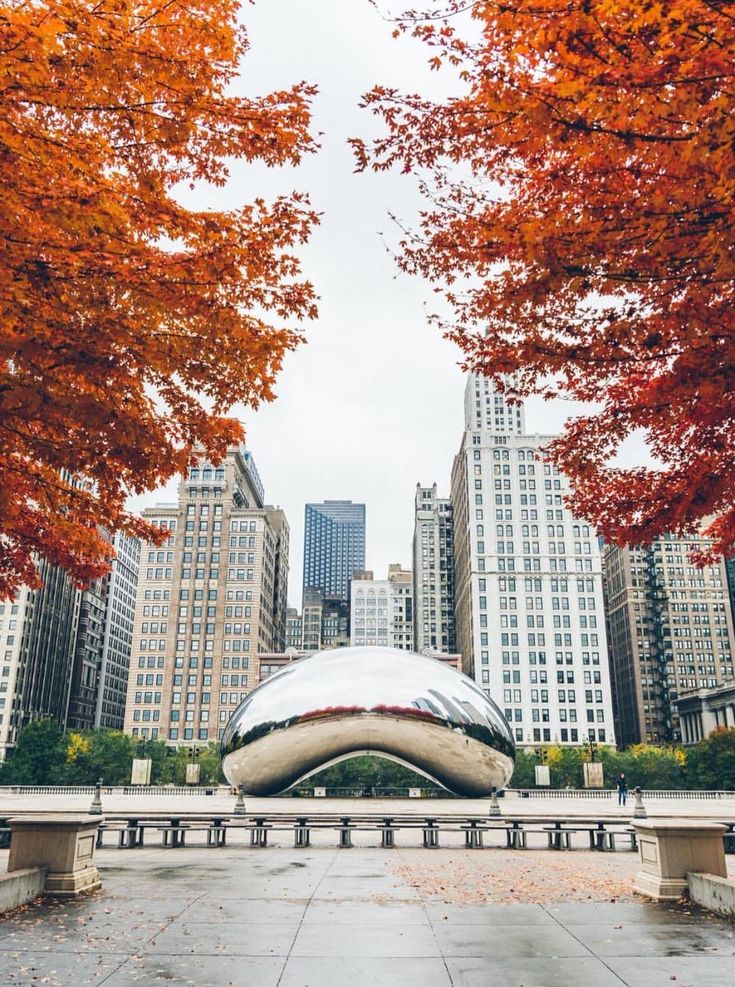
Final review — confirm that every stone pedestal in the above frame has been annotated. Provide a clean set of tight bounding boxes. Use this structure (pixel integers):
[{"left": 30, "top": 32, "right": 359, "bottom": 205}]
[
  {"left": 7, "top": 815, "right": 102, "bottom": 896},
  {"left": 633, "top": 820, "right": 727, "bottom": 901}
]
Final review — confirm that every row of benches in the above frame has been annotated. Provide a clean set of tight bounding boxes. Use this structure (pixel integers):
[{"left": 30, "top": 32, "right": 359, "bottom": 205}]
[
  {"left": 3, "top": 815, "right": 730, "bottom": 853},
  {"left": 92, "top": 816, "right": 642, "bottom": 851}
]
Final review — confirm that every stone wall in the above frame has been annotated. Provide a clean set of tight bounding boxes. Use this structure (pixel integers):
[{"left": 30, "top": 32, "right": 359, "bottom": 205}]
[{"left": 0, "top": 867, "right": 46, "bottom": 913}]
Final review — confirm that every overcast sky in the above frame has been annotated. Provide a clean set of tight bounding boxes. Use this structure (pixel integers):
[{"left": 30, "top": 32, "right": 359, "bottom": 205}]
[{"left": 131, "top": 0, "right": 623, "bottom": 609}]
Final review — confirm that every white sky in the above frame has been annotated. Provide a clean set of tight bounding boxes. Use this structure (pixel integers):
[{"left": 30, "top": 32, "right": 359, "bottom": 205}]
[{"left": 131, "top": 0, "right": 640, "bottom": 609}]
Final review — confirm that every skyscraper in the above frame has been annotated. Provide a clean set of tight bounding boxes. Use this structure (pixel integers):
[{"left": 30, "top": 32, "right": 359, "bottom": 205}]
[
  {"left": 2, "top": 558, "right": 79, "bottom": 757},
  {"left": 67, "top": 555, "right": 112, "bottom": 730},
  {"left": 123, "top": 445, "right": 289, "bottom": 745},
  {"left": 65, "top": 530, "right": 141, "bottom": 731},
  {"left": 451, "top": 374, "right": 616, "bottom": 748},
  {"left": 413, "top": 484, "right": 455, "bottom": 654},
  {"left": 302, "top": 500, "right": 366, "bottom": 603},
  {"left": 95, "top": 532, "right": 141, "bottom": 729},
  {"left": 0, "top": 531, "right": 141, "bottom": 757},
  {"left": 604, "top": 537, "right": 735, "bottom": 746}
]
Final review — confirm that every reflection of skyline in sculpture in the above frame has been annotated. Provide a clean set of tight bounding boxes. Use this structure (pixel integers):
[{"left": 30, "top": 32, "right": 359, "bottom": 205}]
[{"left": 221, "top": 647, "right": 515, "bottom": 797}]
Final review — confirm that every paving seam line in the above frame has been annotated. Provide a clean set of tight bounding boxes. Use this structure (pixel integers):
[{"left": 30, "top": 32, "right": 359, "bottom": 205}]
[
  {"left": 275, "top": 847, "right": 340, "bottom": 987},
  {"left": 95, "top": 874, "right": 211, "bottom": 985},
  {"left": 397, "top": 845, "right": 455, "bottom": 987},
  {"left": 540, "top": 903, "right": 631, "bottom": 986}
]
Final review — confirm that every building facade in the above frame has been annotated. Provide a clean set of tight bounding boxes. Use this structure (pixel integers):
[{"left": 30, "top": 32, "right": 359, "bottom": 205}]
[
  {"left": 676, "top": 678, "right": 735, "bottom": 744},
  {"left": 726, "top": 557, "right": 735, "bottom": 627},
  {"left": 67, "top": 564, "right": 111, "bottom": 730},
  {"left": 604, "top": 538, "right": 735, "bottom": 746},
  {"left": 95, "top": 532, "right": 141, "bottom": 729},
  {"left": 301, "top": 588, "right": 324, "bottom": 654},
  {"left": 413, "top": 484, "right": 455, "bottom": 654},
  {"left": 300, "top": 589, "right": 350, "bottom": 653},
  {"left": 0, "top": 587, "right": 32, "bottom": 760},
  {"left": 302, "top": 500, "right": 366, "bottom": 602},
  {"left": 257, "top": 650, "right": 313, "bottom": 682},
  {"left": 0, "top": 559, "right": 79, "bottom": 758},
  {"left": 285, "top": 608, "right": 303, "bottom": 651},
  {"left": 321, "top": 596, "right": 351, "bottom": 649},
  {"left": 123, "top": 446, "right": 289, "bottom": 745},
  {"left": 350, "top": 566, "right": 414, "bottom": 650},
  {"left": 67, "top": 530, "right": 142, "bottom": 732},
  {"left": 451, "top": 374, "right": 616, "bottom": 748},
  {"left": 0, "top": 531, "right": 140, "bottom": 757}
]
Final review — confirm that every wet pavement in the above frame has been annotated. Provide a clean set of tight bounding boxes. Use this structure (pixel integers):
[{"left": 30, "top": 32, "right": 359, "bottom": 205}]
[{"left": 0, "top": 846, "right": 733, "bottom": 986}]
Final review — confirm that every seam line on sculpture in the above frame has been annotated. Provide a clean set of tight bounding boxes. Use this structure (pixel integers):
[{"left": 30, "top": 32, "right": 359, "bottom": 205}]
[
  {"left": 275, "top": 846, "right": 339, "bottom": 985},
  {"left": 540, "top": 903, "right": 631, "bottom": 986}
]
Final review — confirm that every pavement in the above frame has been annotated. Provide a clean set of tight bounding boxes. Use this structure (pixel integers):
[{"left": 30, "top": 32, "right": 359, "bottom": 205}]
[
  {"left": 0, "top": 845, "right": 734, "bottom": 986},
  {"left": 0, "top": 793, "right": 734, "bottom": 985}
]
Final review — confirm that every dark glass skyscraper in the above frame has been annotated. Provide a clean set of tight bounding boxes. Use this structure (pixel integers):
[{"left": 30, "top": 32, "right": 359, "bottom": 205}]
[{"left": 303, "top": 501, "right": 366, "bottom": 603}]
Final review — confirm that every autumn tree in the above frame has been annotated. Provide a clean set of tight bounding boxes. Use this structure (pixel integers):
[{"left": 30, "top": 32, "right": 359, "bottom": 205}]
[
  {"left": 357, "top": 1, "right": 735, "bottom": 555},
  {"left": 0, "top": 0, "right": 318, "bottom": 599}
]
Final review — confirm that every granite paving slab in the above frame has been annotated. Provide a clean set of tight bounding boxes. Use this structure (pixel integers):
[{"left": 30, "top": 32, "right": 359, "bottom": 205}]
[
  {"left": 279, "top": 956, "right": 452, "bottom": 987},
  {"left": 605, "top": 955, "right": 735, "bottom": 987},
  {"left": 565, "top": 920, "right": 735, "bottom": 957},
  {"left": 444, "top": 956, "right": 626, "bottom": 987}
]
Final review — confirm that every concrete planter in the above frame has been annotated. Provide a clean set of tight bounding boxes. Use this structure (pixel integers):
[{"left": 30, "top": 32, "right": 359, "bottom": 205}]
[
  {"left": 8, "top": 815, "right": 102, "bottom": 896},
  {"left": 633, "top": 820, "right": 727, "bottom": 901}
]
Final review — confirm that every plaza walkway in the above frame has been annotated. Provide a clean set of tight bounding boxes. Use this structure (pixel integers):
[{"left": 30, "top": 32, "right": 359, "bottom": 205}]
[{"left": 0, "top": 845, "right": 733, "bottom": 986}]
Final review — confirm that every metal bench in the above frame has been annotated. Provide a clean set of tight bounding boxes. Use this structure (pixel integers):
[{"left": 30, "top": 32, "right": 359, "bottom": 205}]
[
  {"left": 543, "top": 825, "right": 576, "bottom": 850},
  {"left": 606, "top": 828, "right": 638, "bottom": 851},
  {"left": 157, "top": 824, "right": 189, "bottom": 848},
  {"left": 459, "top": 820, "right": 509, "bottom": 848},
  {"left": 96, "top": 822, "right": 146, "bottom": 849}
]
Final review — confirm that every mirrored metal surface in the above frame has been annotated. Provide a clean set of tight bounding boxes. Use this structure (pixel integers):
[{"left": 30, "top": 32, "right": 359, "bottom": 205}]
[{"left": 221, "top": 647, "right": 515, "bottom": 796}]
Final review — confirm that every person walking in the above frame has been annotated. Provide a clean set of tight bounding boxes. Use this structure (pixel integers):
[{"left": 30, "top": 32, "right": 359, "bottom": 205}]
[{"left": 617, "top": 772, "right": 628, "bottom": 806}]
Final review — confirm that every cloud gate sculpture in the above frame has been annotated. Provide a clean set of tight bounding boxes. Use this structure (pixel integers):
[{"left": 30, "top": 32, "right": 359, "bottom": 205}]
[{"left": 221, "top": 647, "right": 515, "bottom": 797}]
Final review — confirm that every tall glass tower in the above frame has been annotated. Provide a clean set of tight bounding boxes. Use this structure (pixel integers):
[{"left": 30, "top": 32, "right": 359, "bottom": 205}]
[{"left": 303, "top": 501, "right": 366, "bottom": 603}]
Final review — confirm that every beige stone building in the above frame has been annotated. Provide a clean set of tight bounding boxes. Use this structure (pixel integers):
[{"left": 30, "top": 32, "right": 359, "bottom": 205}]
[
  {"left": 604, "top": 537, "right": 735, "bottom": 746},
  {"left": 676, "top": 678, "right": 735, "bottom": 743},
  {"left": 123, "top": 446, "right": 289, "bottom": 746}
]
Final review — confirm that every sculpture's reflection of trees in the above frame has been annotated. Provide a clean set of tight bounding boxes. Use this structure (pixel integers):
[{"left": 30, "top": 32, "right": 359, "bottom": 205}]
[{"left": 295, "top": 754, "right": 446, "bottom": 794}]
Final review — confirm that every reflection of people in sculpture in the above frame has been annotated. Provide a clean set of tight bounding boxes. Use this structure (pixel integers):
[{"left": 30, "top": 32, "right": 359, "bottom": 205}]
[{"left": 617, "top": 772, "right": 628, "bottom": 806}]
